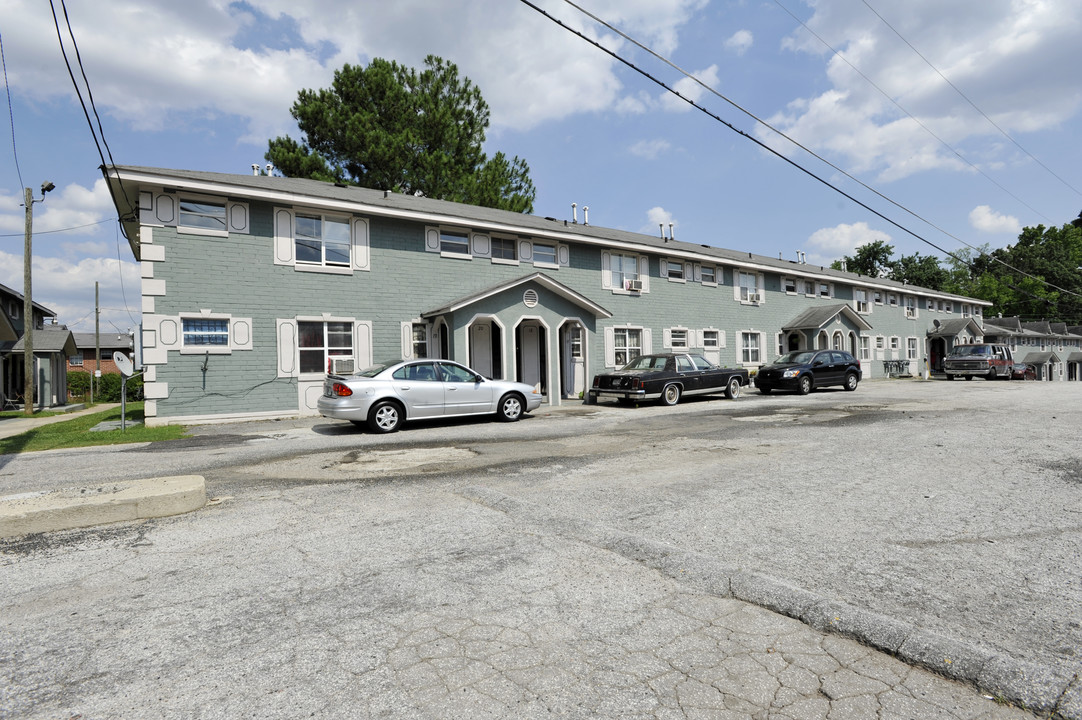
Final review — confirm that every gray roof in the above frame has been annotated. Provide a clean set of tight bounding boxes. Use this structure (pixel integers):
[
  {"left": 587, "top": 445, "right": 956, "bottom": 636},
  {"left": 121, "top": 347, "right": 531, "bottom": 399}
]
[
  {"left": 928, "top": 318, "right": 983, "bottom": 338},
  {"left": 422, "top": 272, "right": 612, "bottom": 319},
  {"left": 105, "top": 165, "right": 989, "bottom": 305},
  {"left": 782, "top": 303, "right": 873, "bottom": 332},
  {"left": 1020, "top": 351, "right": 1058, "bottom": 364},
  {"left": 72, "top": 332, "right": 133, "bottom": 351},
  {"left": 11, "top": 326, "right": 77, "bottom": 355},
  {"left": 1067, "top": 351, "right": 1082, "bottom": 362}
]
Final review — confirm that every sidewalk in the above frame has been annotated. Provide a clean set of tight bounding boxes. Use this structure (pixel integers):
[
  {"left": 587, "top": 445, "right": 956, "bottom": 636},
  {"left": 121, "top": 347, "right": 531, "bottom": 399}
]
[{"left": 0, "top": 403, "right": 121, "bottom": 440}]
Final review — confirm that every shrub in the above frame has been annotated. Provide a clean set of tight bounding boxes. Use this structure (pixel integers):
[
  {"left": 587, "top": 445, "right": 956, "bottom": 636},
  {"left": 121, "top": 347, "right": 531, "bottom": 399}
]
[{"left": 67, "top": 371, "right": 143, "bottom": 403}]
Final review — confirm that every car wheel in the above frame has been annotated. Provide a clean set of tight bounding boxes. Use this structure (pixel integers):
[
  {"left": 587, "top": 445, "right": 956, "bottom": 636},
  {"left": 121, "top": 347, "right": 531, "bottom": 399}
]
[
  {"left": 497, "top": 393, "right": 524, "bottom": 421},
  {"left": 798, "top": 375, "right": 812, "bottom": 395},
  {"left": 660, "top": 383, "right": 681, "bottom": 406},
  {"left": 759, "top": 386, "right": 772, "bottom": 395},
  {"left": 843, "top": 372, "right": 859, "bottom": 391},
  {"left": 367, "top": 400, "right": 403, "bottom": 433},
  {"left": 724, "top": 377, "right": 741, "bottom": 400},
  {"left": 986, "top": 368, "right": 997, "bottom": 381},
  {"left": 964, "top": 375, "right": 972, "bottom": 381},
  {"left": 946, "top": 374, "right": 954, "bottom": 381}
]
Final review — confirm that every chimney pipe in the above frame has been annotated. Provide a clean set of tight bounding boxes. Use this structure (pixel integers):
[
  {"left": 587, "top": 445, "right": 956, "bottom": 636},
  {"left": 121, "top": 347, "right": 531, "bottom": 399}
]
[
  {"left": 668, "top": 223, "right": 674, "bottom": 241},
  {"left": 660, "top": 223, "right": 665, "bottom": 240},
  {"left": 251, "top": 164, "right": 259, "bottom": 176},
  {"left": 266, "top": 163, "right": 273, "bottom": 176},
  {"left": 583, "top": 206, "right": 589, "bottom": 226},
  {"left": 572, "top": 203, "right": 578, "bottom": 224}
]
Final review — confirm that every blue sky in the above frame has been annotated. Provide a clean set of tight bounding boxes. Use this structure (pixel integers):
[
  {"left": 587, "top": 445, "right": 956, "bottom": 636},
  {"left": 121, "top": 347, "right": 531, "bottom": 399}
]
[{"left": 2, "top": 0, "right": 1080, "bottom": 335}]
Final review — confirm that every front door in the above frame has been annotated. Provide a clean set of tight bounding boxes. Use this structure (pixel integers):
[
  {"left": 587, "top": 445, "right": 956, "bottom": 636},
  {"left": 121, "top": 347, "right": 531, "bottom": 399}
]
[
  {"left": 521, "top": 323, "right": 542, "bottom": 389},
  {"left": 561, "top": 323, "right": 585, "bottom": 398},
  {"left": 470, "top": 322, "right": 493, "bottom": 378}
]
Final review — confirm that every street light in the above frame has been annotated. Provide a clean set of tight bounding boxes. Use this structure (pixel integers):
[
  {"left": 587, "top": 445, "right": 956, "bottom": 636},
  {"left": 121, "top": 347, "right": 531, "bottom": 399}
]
[{"left": 22, "top": 181, "right": 54, "bottom": 416}]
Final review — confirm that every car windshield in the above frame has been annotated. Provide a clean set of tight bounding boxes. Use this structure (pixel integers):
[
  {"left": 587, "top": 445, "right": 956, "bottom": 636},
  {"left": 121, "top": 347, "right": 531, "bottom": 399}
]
[
  {"left": 621, "top": 355, "right": 670, "bottom": 371},
  {"left": 949, "top": 345, "right": 988, "bottom": 356},
  {"left": 775, "top": 352, "right": 815, "bottom": 364}
]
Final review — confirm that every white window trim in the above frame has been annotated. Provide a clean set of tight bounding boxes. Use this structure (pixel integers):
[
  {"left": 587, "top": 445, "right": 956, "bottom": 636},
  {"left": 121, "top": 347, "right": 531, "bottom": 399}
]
[
  {"left": 660, "top": 258, "right": 691, "bottom": 284},
  {"left": 700, "top": 327, "right": 726, "bottom": 349},
  {"left": 531, "top": 241, "right": 565, "bottom": 269},
  {"left": 663, "top": 326, "right": 693, "bottom": 350},
  {"left": 735, "top": 271, "right": 765, "bottom": 305},
  {"left": 602, "top": 252, "right": 650, "bottom": 295},
  {"left": 855, "top": 288, "right": 871, "bottom": 315},
  {"left": 697, "top": 264, "right": 719, "bottom": 287},
  {"left": 603, "top": 324, "right": 653, "bottom": 367},
  {"left": 738, "top": 330, "right": 765, "bottom": 366},
  {"left": 487, "top": 234, "right": 520, "bottom": 266},
  {"left": 273, "top": 207, "right": 368, "bottom": 274},
  {"left": 818, "top": 282, "right": 834, "bottom": 299},
  {"left": 904, "top": 296, "right": 918, "bottom": 319},
  {"left": 783, "top": 276, "right": 798, "bottom": 295},
  {"left": 177, "top": 193, "right": 228, "bottom": 238}
]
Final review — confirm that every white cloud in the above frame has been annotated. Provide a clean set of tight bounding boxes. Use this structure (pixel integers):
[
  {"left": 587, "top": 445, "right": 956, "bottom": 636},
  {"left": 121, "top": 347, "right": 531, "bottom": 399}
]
[
  {"left": 725, "top": 29, "right": 753, "bottom": 55},
  {"left": 629, "top": 139, "right": 672, "bottom": 160},
  {"left": 765, "top": 0, "right": 1082, "bottom": 182},
  {"left": 969, "top": 205, "right": 1022, "bottom": 234},
  {"left": 805, "top": 222, "right": 891, "bottom": 264},
  {"left": 641, "top": 206, "right": 677, "bottom": 237},
  {"left": 0, "top": 0, "right": 709, "bottom": 139},
  {"left": 660, "top": 65, "right": 720, "bottom": 112}
]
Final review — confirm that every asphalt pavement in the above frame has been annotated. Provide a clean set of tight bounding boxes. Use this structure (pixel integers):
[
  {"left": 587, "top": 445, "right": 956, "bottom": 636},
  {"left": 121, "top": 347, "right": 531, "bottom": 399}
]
[{"left": 1, "top": 379, "right": 1080, "bottom": 719}]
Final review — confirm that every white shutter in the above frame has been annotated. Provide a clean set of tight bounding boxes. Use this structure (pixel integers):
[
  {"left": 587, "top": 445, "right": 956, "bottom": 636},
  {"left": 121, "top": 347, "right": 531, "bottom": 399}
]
[
  {"left": 662, "top": 328, "right": 672, "bottom": 348},
  {"left": 158, "top": 316, "right": 181, "bottom": 349},
  {"left": 719, "top": 330, "right": 727, "bottom": 348},
  {"left": 757, "top": 274, "right": 766, "bottom": 303},
  {"left": 601, "top": 253, "right": 612, "bottom": 290},
  {"left": 639, "top": 256, "right": 650, "bottom": 292},
  {"left": 231, "top": 318, "right": 253, "bottom": 351},
  {"left": 688, "top": 329, "right": 699, "bottom": 348},
  {"left": 558, "top": 244, "right": 570, "bottom": 267},
  {"left": 659, "top": 261, "right": 668, "bottom": 278},
  {"left": 693, "top": 264, "right": 702, "bottom": 282},
  {"left": 354, "top": 321, "right": 373, "bottom": 369},
  {"left": 352, "top": 218, "right": 370, "bottom": 271},
  {"left": 471, "top": 233, "right": 491, "bottom": 258},
  {"left": 273, "top": 208, "right": 295, "bottom": 266},
  {"left": 643, "top": 328, "right": 653, "bottom": 354},
  {"left": 401, "top": 322, "right": 414, "bottom": 359},
  {"left": 604, "top": 327, "right": 615, "bottom": 367},
  {"left": 276, "top": 319, "right": 298, "bottom": 377},
  {"left": 424, "top": 227, "right": 440, "bottom": 253},
  {"left": 227, "top": 202, "right": 249, "bottom": 233}
]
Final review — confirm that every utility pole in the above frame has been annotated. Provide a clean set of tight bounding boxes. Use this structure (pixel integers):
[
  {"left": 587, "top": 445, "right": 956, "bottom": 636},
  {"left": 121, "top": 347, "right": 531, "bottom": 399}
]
[
  {"left": 93, "top": 282, "right": 99, "bottom": 404},
  {"left": 23, "top": 188, "right": 33, "bottom": 416},
  {"left": 21, "top": 182, "right": 54, "bottom": 416}
]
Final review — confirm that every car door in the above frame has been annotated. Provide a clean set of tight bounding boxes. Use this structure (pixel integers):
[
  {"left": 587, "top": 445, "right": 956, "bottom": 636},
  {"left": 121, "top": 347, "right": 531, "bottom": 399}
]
[
  {"left": 675, "top": 354, "right": 700, "bottom": 392},
  {"left": 391, "top": 362, "right": 445, "bottom": 417},
  {"left": 438, "top": 362, "right": 495, "bottom": 415},
  {"left": 810, "top": 351, "right": 840, "bottom": 386}
]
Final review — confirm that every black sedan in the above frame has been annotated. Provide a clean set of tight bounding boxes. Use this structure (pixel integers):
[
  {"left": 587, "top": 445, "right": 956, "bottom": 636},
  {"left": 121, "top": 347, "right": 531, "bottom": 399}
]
[
  {"left": 590, "top": 353, "right": 749, "bottom": 406},
  {"left": 755, "top": 350, "right": 861, "bottom": 395}
]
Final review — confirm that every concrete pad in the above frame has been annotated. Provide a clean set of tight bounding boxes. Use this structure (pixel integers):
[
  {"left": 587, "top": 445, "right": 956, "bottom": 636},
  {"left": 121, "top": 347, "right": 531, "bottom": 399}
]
[{"left": 0, "top": 475, "right": 206, "bottom": 538}]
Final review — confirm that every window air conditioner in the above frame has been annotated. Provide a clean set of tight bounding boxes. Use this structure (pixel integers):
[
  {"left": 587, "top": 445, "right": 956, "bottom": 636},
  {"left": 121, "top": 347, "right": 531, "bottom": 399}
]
[
  {"left": 747, "top": 292, "right": 760, "bottom": 303},
  {"left": 626, "top": 280, "right": 644, "bottom": 292},
  {"left": 329, "top": 357, "right": 355, "bottom": 375}
]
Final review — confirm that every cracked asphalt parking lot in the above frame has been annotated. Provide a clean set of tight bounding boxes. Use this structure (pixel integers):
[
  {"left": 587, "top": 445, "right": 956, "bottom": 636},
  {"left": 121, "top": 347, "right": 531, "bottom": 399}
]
[{"left": 1, "top": 379, "right": 1080, "bottom": 718}]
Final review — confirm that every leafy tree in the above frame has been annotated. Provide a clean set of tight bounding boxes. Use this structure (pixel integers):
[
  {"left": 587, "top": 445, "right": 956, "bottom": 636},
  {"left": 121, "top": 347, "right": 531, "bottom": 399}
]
[
  {"left": 889, "top": 252, "right": 949, "bottom": 290},
  {"left": 830, "top": 239, "right": 894, "bottom": 277},
  {"left": 266, "top": 55, "right": 536, "bottom": 213}
]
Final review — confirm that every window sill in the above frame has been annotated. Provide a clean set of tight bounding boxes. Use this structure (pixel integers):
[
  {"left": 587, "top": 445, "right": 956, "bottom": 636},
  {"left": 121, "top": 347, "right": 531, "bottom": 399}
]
[
  {"left": 440, "top": 251, "right": 473, "bottom": 260},
  {"left": 491, "top": 258, "right": 520, "bottom": 266},
  {"left": 177, "top": 226, "right": 228, "bottom": 238},
  {"left": 180, "top": 347, "right": 232, "bottom": 355},
  {"left": 296, "top": 263, "right": 353, "bottom": 275}
]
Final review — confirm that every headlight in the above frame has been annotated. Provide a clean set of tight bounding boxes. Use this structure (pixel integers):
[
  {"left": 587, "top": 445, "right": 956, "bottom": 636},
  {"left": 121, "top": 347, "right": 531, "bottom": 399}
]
[{"left": 782, "top": 369, "right": 800, "bottom": 378}]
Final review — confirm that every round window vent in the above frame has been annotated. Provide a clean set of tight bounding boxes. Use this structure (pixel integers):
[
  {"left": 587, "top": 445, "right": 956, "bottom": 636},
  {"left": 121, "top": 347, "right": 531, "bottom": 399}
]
[{"left": 523, "top": 289, "right": 539, "bottom": 308}]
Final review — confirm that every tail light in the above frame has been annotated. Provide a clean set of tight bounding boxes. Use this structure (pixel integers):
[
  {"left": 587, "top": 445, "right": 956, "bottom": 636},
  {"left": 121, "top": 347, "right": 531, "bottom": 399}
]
[{"left": 331, "top": 382, "right": 353, "bottom": 397}]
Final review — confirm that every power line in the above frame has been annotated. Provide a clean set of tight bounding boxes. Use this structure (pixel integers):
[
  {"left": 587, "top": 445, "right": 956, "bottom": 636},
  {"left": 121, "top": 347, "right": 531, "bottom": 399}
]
[
  {"left": 0, "top": 218, "right": 113, "bottom": 238},
  {"left": 0, "top": 28, "right": 24, "bottom": 191},
  {"left": 860, "top": 0, "right": 1082, "bottom": 199},
  {"left": 527, "top": 0, "right": 1082, "bottom": 306}
]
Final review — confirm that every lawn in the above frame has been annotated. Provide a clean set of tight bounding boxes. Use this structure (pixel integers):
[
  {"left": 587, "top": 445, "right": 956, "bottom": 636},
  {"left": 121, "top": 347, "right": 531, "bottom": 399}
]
[{"left": 0, "top": 403, "right": 189, "bottom": 454}]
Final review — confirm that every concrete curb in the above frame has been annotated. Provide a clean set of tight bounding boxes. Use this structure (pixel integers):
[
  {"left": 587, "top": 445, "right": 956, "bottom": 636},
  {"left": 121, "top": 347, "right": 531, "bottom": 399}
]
[
  {"left": 459, "top": 485, "right": 1081, "bottom": 720},
  {"left": 0, "top": 475, "right": 207, "bottom": 539}
]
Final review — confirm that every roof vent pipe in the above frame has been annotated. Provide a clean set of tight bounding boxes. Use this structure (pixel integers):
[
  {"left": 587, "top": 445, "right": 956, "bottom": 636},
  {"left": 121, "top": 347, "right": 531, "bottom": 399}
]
[
  {"left": 572, "top": 203, "right": 578, "bottom": 224},
  {"left": 266, "top": 163, "right": 273, "bottom": 176},
  {"left": 669, "top": 223, "right": 674, "bottom": 241},
  {"left": 583, "top": 206, "right": 589, "bottom": 226},
  {"left": 660, "top": 223, "right": 665, "bottom": 240},
  {"left": 251, "top": 164, "right": 259, "bottom": 176}
]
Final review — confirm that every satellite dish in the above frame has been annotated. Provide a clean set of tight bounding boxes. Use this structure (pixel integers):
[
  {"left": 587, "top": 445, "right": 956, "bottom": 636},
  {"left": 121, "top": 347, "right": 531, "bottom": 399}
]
[
  {"left": 933, "top": 319, "right": 941, "bottom": 329},
  {"left": 113, "top": 351, "right": 134, "bottom": 377}
]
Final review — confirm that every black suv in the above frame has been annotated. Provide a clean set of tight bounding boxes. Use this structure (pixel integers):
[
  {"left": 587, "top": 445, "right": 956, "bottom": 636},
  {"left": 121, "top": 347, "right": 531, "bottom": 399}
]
[{"left": 755, "top": 350, "right": 862, "bottom": 395}]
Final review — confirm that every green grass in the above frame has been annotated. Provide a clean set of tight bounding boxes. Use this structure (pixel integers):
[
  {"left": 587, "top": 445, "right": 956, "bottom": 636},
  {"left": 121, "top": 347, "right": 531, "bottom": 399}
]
[{"left": 0, "top": 402, "right": 189, "bottom": 455}]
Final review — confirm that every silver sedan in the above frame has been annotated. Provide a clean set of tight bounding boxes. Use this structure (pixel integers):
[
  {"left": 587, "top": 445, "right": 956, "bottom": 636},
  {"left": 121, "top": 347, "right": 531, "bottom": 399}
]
[{"left": 317, "top": 359, "right": 545, "bottom": 433}]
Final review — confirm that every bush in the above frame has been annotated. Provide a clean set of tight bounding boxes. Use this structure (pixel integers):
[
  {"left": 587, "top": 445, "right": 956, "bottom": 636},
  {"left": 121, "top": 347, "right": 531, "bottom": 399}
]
[{"left": 67, "top": 371, "right": 143, "bottom": 403}]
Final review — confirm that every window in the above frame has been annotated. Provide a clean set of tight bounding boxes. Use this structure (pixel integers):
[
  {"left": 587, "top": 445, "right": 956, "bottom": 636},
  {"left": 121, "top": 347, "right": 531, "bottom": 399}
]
[
  {"left": 296, "top": 214, "right": 351, "bottom": 267},
  {"left": 855, "top": 289, "right": 869, "bottom": 314},
  {"left": 412, "top": 323, "right": 428, "bottom": 359},
  {"left": 666, "top": 261, "right": 685, "bottom": 280},
  {"left": 927, "top": 298, "right": 935, "bottom": 311},
  {"left": 860, "top": 336, "right": 871, "bottom": 361},
  {"left": 670, "top": 329, "right": 688, "bottom": 349},
  {"left": 945, "top": 301, "right": 953, "bottom": 313},
  {"left": 533, "top": 242, "right": 557, "bottom": 266},
  {"left": 819, "top": 283, "right": 831, "bottom": 298},
  {"left": 298, "top": 321, "right": 353, "bottom": 374},
  {"left": 179, "top": 199, "right": 226, "bottom": 233},
  {"left": 701, "top": 265, "right": 716, "bottom": 284},
  {"left": 907, "top": 337, "right": 918, "bottom": 360},
  {"left": 569, "top": 326, "right": 583, "bottom": 359},
  {"left": 393, "top": 362, "right": 439, "bottom": 382},
  {"left": 961, "top": 304, "right": 970, "bottom": 318},
  {"left": 611, "top": 253, "right": 639, "bottom": 289},
  {"left": 905, "top": 296, "right": 917, "bottom": 318},
  {"left": 888, "top": 293, "right": 898, "bottom": 307},
  {"left": 613, "top": 328, "right": 642, "bottom": 366},
  {"left": 702, "top": 330, "right": 720, "bottom": 349},
  {"left": 491, "top": 237, "right": 517, "bottom": 261},
  {"left": 740, "top": 332, "right": 761, "bottom": 363},
  {"left": 876, "top": 336, "right": 885, "bottom": 350},
  {"left": 874, "top": 291, "right": 883, "bottom": 305},
  {"left": 890, "top": 337, "right": 900, "bottom": 351},
  {"left": 803, "top": 280, "right": 815, "bottom": 296},
  {"left": 739, "top": 272, "right": 759, "bottom": 302},
  {"left": 71, "top": 352, "right": 83, "bottom": 366},
  {"left": 440, "top": 229, "right": 470, "bottom": 255},
  {"left": 784, "top": 277, "right": 797, "bottom": 294},
  {"left": 183, "top": 318, "right": 229, "bottom": 346}
]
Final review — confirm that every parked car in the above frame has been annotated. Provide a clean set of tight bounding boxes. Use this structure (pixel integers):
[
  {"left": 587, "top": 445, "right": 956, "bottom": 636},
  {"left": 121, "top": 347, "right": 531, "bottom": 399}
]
[
  {"left": 755, "top": 350, "right": 861, "bottom": 395},
  {"left": 590, "top": 352, "right": 749, "bottom": 406},
  {"left": 317, "top": 359, "right": 544, "bottom": 433},
  {"left": 1010, "top": 362, "right": 1037, "bottom": 380},
  {"left": 943, "top": 343, "right": 1013, "bottom": 380}
]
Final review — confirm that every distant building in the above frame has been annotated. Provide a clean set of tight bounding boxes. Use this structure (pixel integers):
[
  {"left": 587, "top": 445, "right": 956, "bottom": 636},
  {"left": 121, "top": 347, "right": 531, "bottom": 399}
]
[
  {"left": 981, "top": 317, "right": 1082, "bottom": 381},
  {"left": 104, "top": 166, "right": 1000, "bottom": 426},
  {"left": 0, "top": 282, "right": 76, "bottom": 410},
  {"left": 68, "top": 332, "right": 134, "bottom": 376}
]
